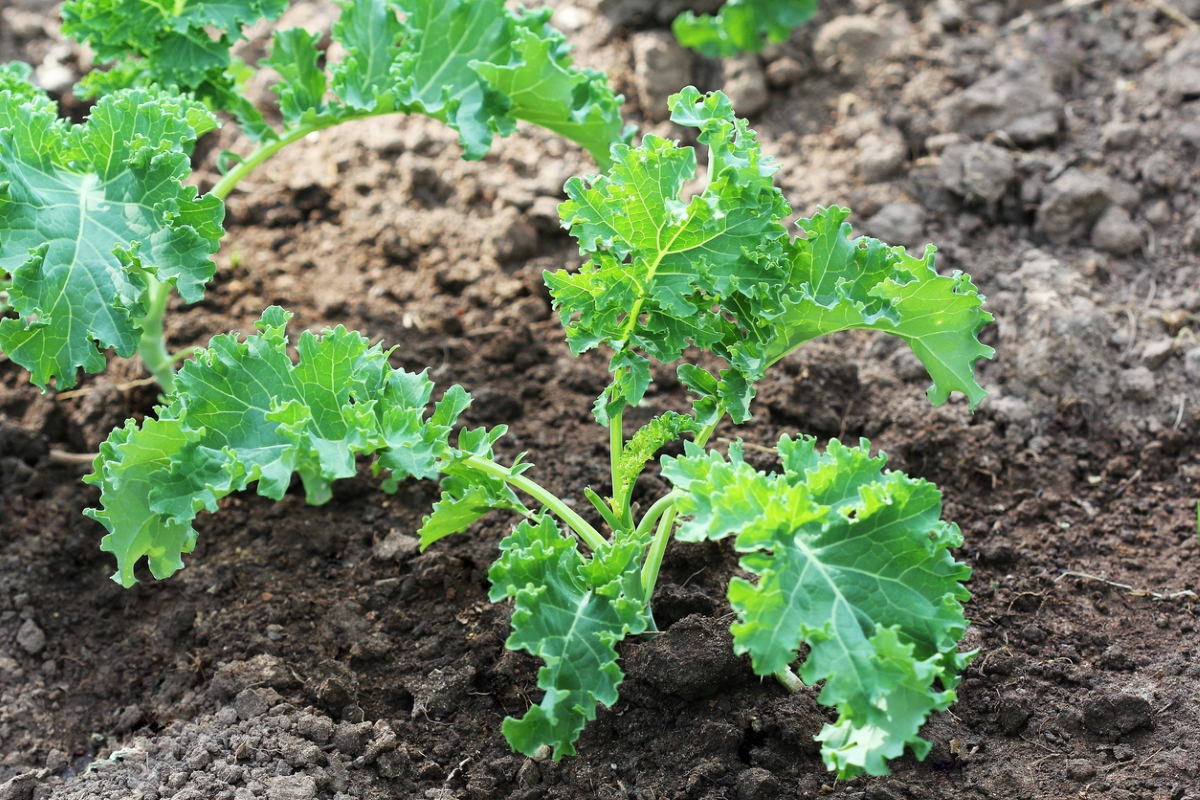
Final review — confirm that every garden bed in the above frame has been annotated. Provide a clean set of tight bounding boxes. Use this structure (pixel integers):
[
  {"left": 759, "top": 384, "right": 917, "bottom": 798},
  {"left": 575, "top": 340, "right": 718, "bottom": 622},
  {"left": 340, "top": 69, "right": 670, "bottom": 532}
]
[{"left": 2, "top": 0, "right": 1199, "bottom": 798}]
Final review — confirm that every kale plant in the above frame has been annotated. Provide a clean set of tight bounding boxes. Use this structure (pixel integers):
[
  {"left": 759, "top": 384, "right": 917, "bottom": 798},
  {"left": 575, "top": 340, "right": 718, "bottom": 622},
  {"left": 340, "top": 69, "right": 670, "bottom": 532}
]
[{"left": 78, "top": 86, "right": 992, "bottom": 777}]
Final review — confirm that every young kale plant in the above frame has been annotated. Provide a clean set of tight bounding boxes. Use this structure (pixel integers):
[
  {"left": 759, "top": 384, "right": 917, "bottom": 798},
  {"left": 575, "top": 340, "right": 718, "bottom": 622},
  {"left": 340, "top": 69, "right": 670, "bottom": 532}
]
[
  {"left": 675, "top": 0, "right": 819, "bottom": 57},
  {"left": 80, "top": 85, "right": 993, "bottom": 777},
  {"left": 0, "top": 0, "right": 631, "bottom": 394}
]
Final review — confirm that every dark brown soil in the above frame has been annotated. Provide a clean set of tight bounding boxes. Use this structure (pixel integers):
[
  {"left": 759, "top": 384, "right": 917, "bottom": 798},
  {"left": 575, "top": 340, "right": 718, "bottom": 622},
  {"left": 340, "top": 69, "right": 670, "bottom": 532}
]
[{"left": 3, "top": 1, "right": 1200, "bottom": 799}]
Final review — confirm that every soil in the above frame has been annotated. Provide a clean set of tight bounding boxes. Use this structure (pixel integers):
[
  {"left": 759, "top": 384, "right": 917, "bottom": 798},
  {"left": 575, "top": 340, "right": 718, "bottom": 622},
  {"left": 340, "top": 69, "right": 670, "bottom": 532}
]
[{"left": 3, "top": 0, "right": 1200, "bottom": 798}]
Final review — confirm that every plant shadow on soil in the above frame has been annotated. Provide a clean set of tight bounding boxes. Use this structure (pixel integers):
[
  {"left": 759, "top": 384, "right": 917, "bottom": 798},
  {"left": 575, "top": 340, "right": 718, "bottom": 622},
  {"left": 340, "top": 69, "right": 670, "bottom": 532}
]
[{"left": 3, "top": 0, "right": 1200, "bottom": 798}]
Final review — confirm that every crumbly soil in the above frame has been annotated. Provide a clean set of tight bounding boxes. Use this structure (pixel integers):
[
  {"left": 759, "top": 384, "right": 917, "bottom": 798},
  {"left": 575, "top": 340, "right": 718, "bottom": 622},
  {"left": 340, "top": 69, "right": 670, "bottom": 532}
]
[{"left": 3, "top": 0, "right": 1200, "bottom": 798}]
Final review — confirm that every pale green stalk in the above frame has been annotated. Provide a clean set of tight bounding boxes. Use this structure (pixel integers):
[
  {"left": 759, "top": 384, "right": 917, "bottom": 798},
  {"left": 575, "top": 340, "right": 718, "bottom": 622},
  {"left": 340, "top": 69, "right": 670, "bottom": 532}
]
[{"left": 463, "top": 454, "right": 608, "bottom": 552}]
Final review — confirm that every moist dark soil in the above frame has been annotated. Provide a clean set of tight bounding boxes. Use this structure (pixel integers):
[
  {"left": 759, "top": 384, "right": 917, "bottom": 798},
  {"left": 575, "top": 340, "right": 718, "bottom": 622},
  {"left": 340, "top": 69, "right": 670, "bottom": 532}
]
[{"left": 3, "top": 0, "right": 1200, "bottom": 798}]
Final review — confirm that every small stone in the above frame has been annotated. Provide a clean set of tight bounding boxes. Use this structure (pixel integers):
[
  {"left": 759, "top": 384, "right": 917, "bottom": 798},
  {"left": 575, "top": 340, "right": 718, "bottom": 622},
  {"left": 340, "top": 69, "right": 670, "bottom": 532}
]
[
  {"left": 15, "top": 619, "right": 45, "bottom": 655},
  {"left": 34, "top": 59, "right": 75, "bottom": 94},
  {"left": 813, "top": 16, "right": 890, "bottom": 79},
  {"left": 737, "top": 767, "right": 782, "bottom": 800},
  {"left": 997, "top": 693, "right": 1034, "bottom": 736},
  {"left": 1118, "top": 367, "right": 1156, "bottom": 402},
  {"left": 266, "top": 775, "right": 317, "bottom": 800},
  {"left": 935, "top": 67, "right": 1063, "bottom": 145},
  {"left": 721, "top": 56, "right": 769, "bottom": 116},
  {"left": 1184, "top": 348, "right": 1200, "bottom": 382},
  {"left": 0, "top": 773, "right": 38, "bottom": 800},
  {"left": 1065, "top": 759, "right": 1098, "bottom": 781},
  {"left": 1034, "top": 168, "right": 1112, "bottom": 244},
  {"left": 1142, "top": 151, "right": 1180, "bottom": 191},
  {"left": 1020, "top": 625, "right": 1045, "bottom": 644},
  {"left": 492, "top": 211, "right": 538, "bottom": 263},
  {"left": 765, "top": 57, "right": 803, "bottom": 88},
  {"left": 1144, "top": 199, "right": 1172, "bottom": 227},
  {"left": 937, "top": 142, "right": 1014, "bottom": 203},
  {"left": 236, "top": 687, "right": 281, "bottom": 720},
  {"left": 862, "top": 203, "right": 926, "bottom": 249},
  {"left": 1081, "top": 693, "right": 1153, "bottom": 739},
  {"left": 925, "top": 132, "right": 969, "bottom": 154},
  {"left": 1140, "top": 338, "right": 1175, "bottom": 369},
  {"left": 1101, "top": 120, "right": 1139, "bottom": 150},
  {"left": 1091, "top": 206, "right": 1143, "bottom": 255},
  {"left": 632, "top": 31, "right": 694, "bottom": 122},
  {"left": 857, "top": 132, "right": 906, "bottom": 183},
  {"left": 373, "top": 529, "right": 420, "bottom": 561}
]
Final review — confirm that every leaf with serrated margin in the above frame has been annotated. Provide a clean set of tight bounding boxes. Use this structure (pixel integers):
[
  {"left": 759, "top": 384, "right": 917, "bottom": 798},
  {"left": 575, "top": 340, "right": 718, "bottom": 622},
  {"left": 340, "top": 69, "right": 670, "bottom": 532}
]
[
  {"left": 550, "top": 87, "right": 792, "bottom": 422},
  {"left": 0, "top": 78, "right": 223, "bottom": 389},
  {"left": 264, "top": 28, "right": 331, "bottom": 128},
  {"left": 85, "top": 308, "right": 477, "bottom": 586},
  {"left": 61, "top": 0, "right": 288, "bottom": 93},
  {"left": 326, "top": 0, "right": 629, "bottom": 167},
  {"left": 488, "top": 515, "right": 649, "bottom": 758},
  {"left": 674, "top": 0, "right": 818, "bottom": 57},
  {"left": 469, "top": 28, "right": 632, "bottom": 170},
  {"left": 662, "top": 434, "right": 973, "bottom": 778},
  {"left": 618, "top": 411, "right": 698, "bottom": 497},
  {"left": 766, "top": 206, "right": 994, "bottom": 409}
]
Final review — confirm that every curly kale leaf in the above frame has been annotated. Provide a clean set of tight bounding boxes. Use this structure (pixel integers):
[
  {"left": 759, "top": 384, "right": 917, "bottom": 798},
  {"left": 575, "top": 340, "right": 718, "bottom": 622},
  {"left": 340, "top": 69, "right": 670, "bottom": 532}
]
[
  {"left": 552, "top": 87, "right": 991, "bottom": 424},
  {"left": 770, "top": 206, "right": 994, "bottom": 409},
  {"left": 674, "top": 0, "right": 818, "bottom": 57},
  {"left": 85, "top": 308, "right": 479, "bottom": 587},
  {"left": 488, "top": 514, "right": 649, "bottom": 758},
  {"left": 662, "top": 435, "right": 973, "bottom": 777},
  {"left": 61, "top": 0, "right": 287, "bottom": 94},
  {"left": 549, "top": 87, "right": 791, "bottom": 423},
  {"left": 0, "top": 75, "right": 223, "bottom": 389}
]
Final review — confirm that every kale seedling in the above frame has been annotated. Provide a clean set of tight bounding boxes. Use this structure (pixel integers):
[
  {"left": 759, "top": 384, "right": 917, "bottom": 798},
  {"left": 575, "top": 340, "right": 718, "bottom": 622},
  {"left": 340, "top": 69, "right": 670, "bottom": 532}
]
[
  {"left": 0, "top": 0, "right": 631, "bottom": 394},
  {"left": 83, "top": 87, "right": 992, "bottom": 777}
]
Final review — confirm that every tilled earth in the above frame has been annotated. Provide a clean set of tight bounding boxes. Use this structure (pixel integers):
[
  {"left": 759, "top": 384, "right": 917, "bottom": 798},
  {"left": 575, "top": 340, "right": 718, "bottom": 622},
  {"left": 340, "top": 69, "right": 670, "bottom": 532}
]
[{"left": 2, "top": 0, "right": 1200, "bottom": 798}]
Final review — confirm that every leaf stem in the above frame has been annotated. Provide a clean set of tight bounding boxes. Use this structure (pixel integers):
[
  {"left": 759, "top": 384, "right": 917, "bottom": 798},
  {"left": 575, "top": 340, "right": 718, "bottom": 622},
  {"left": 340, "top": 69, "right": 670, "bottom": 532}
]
[
  {"left": 609, "top": 408, "right": 629, "bottom": 527},
  {"left": 640, "top": 505, "right": 678, "bottom": 599},
  {"left": 638, "top": 406, "right": 724, "bottom": 597},
  {"left": 462, "top": 454, "right": 608, "bottom": 552},
  {"left": 774, "top": 666, "right": 804, "bottom": 693},
  {"left": 135, "top": 275, "right": 177, "bottom": 393},
  {"left": 632, "top": 491, "right": 681, "bottom": 541},
  {"left": 210, "top": 121, "right": 328, "bottom": 201}
]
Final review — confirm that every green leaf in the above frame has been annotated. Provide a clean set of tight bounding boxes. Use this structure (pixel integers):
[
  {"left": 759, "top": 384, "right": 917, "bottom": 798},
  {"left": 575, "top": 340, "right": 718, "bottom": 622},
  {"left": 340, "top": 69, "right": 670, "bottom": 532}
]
[
  {"left": 0, "top": 79, "right": 223, "bottom": 389},
  {"left": 554, "top": 89, "right": 992, "bottom": 420},
  {"left": 618, "top": 411, "right": 697, "bottom": 497},
  {"left": 470, "top": 27, "right": 633, "bottom": 170},
  {"left": 61, "top": 0, "right": 288, "bottom": 92},
  {"left": 488, "top": 515, "right": 649, "bottom": 758},
  {"left": 662, "top": 435, "right": 973, "bottom": 778},
  {"left": 328, "top": 0, "right": 630, "bottom": 167},
  {"left": 264, "top": 28, "right": 330, "bottom": 128},
  {"left": 85, "top": 308, "right": 476, "bottom": 586},
  {"left": 550, "top": 87, "right": 792, "bottom": 415},
  {"left": 674, "top": 0, "right": 818, "bottom": 57},
  {"left": 767, "top": 206, "right": 994, "bottom": 410}
]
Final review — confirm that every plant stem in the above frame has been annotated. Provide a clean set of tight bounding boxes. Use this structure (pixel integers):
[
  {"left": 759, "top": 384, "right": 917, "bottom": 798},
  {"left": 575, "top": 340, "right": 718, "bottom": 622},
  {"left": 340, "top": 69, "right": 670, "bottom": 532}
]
[
  {"left": 774, "top": 667, "right": 804, "bottom": 693},
  {"left": 210, "top": 122, "right": 328, "bottom": 201},
  {"left": 609, "top": 408, "right": 629, "bottom": 527},
  {"left": 632, "top": 492, "right": 680, "bottom": 541},
  {"left": 640, "top": 505, "right": 677, "bottom": 600},
  {"left": 637, "top": 406, "right": 724, "bottom": 597},
  {"left": 463, "top": 454, "right": 608, "bottom": 552},
  {"left": 136, "top": 275, "right": 177, "bottom": 393}
]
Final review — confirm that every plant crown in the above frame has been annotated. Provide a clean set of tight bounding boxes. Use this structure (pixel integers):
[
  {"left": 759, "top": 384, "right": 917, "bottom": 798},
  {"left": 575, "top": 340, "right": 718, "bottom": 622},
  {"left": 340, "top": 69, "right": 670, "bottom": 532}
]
[
  {"left": 674, "top": 0, "right": 819, "bottom": 57},
  {"left": 72, "top": 80, "right": 993, "bottom": 776}
]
